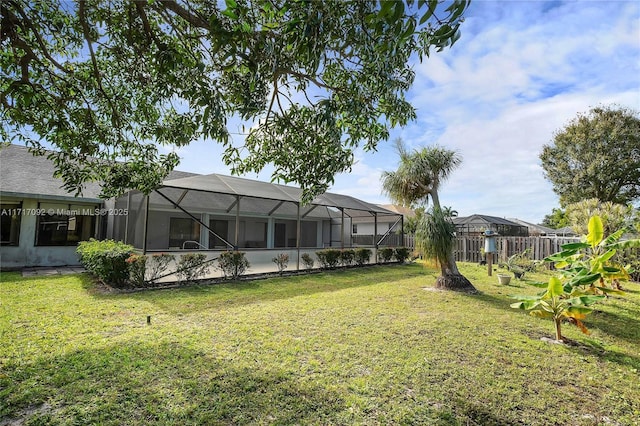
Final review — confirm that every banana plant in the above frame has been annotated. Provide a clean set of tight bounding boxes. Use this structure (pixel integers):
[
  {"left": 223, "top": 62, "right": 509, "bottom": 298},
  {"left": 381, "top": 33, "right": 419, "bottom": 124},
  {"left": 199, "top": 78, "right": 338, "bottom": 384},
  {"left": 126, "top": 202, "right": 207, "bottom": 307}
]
[
  {"left": 510, "top": 276, "right": 604, "bottom": 341},
  {"left": 511, "top": 215, "right": 638, "bottom": 342},
  {"left": 544, "top": 216, "right": 640, "bottom": 295}
]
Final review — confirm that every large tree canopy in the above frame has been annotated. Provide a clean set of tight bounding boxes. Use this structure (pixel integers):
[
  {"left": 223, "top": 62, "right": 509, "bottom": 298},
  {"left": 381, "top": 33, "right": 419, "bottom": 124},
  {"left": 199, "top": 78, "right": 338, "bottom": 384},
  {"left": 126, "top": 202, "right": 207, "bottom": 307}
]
[
  {"left": 1, "top": 0, "right": 470, "bottom": 203},
  {"left": 540, "top": 105, "right": 640, "bottom": 207}
]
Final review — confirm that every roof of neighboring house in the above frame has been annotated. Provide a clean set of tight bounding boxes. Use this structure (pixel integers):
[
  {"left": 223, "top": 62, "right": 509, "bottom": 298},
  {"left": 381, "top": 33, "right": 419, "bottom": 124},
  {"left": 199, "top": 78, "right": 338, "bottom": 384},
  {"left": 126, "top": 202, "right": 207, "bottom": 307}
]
[
  {"left": 0, "top": 144, "right": 194, "bottom": 202},
  {"left": 508, "top": 218, "right": 558, "bottom": 235},
  {"left": 452, "top": 214, "right": 523, "bottom": 227},
  {"left": 377, "top": 204, "right": 416, "bottom": 218},
  {"left": 554, "top": 226, "right": 578, "bottom": 236}
]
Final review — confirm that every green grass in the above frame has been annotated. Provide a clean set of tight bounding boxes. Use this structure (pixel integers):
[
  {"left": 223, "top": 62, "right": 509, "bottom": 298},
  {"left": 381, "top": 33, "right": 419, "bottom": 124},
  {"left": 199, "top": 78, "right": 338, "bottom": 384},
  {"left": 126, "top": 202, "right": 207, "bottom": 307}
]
[{"left": 1, "top": 263, "right": 639, "bottom": 425}]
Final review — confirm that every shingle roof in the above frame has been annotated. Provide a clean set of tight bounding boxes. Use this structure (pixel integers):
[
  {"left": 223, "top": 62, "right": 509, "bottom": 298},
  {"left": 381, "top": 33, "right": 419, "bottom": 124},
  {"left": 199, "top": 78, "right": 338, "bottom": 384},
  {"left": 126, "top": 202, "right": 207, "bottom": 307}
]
[
  {"left": 452, "top": 214, "right": 522, "bottom": 227},
  {"left": 0, "top": 144, "right": 195, "bottom": 201}
]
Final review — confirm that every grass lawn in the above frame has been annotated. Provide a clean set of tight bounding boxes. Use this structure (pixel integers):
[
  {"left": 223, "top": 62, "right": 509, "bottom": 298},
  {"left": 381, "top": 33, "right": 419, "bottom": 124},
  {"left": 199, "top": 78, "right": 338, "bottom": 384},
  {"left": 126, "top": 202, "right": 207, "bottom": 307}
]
[{"left": 1, "top": 262, "right": 639, "bottom": 425}]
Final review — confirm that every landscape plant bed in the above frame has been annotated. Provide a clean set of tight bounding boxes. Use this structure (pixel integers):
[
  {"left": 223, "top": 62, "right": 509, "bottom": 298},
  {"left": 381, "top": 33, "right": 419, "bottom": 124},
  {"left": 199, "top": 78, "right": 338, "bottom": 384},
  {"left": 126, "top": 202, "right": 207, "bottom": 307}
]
[
  {"left": 89, "top": 262, "right": 405, "bottom": 293},
  {"left": 1, "top": 263, "right": 639, "bottom": 425}
]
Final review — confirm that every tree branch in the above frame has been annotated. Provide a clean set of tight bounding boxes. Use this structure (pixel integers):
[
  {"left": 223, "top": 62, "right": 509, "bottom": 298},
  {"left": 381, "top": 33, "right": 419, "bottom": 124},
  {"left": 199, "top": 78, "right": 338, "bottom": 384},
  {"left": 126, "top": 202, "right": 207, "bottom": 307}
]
[{"left": 159, "top": 0, "right": 210, "bottom": 29}]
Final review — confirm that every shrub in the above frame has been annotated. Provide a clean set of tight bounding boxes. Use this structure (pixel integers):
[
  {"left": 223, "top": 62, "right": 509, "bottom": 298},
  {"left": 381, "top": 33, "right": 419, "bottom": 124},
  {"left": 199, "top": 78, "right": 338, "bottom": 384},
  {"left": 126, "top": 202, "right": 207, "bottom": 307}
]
[
  {"left": 272, "top": 253, "right": 289, "bottom": 275},
  {"left": 615, "top": 248, "right": 640, "bottom": 283},
  {"left": 377, "top": 247, "right": 394, "bottom": 263},
  {"left": 354, "top": 248, "right": 372, "bottom": 266},
  {"left": 218, "top": 251, "right": 250, "bottom": 280},
  {"left": 301, "top": 253, "right": 315, "bottom": 270},
  {"left": 316, "top": 249, "right": 341, "bottom": 269},
  {"left": 77, "top": 239, "right": 133, "bottom": 287},
  {"left": 339, "top": 249, "right": 355, "bottom": 266},
  {"left": 176, "top": 253, "right": 211, "bottom": 283},
  {"left": 146, "top": 253, "right": 175, "bottom": 283},
  {"left": 394, "top": 247, "right": 411, "bottom": 263},
  {"left": 126, "top": 254, "right": 147, "bottom": 287}
]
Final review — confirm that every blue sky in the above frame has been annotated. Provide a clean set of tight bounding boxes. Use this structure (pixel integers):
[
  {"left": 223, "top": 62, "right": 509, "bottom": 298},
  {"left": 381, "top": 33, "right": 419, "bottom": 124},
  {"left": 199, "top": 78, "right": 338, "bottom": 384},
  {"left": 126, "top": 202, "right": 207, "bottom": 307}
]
[{"left": 167, "top": 1, "right": 639, "bottom": 223}]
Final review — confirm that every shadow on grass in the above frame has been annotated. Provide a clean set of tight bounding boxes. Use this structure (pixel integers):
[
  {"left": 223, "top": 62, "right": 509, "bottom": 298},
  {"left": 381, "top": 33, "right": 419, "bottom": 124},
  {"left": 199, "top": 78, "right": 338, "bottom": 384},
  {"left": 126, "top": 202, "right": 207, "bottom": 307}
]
[
  {"left": 1, "top": 341, "right": 346, "bottom": 425},
  {"left": 83, "top": 263, "right": 432, "bottom": 314},
  {"left": 564, "top": 338, "right": 640, "bottom": 371}
]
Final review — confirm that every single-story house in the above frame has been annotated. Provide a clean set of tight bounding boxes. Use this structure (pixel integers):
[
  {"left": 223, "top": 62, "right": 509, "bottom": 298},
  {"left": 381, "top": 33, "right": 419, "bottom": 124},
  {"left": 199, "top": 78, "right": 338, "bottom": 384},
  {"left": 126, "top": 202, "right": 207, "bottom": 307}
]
[
  {"left": 1, "top": 144, "right": 401, "bottom": 270},
  {"left": 351, "top": 204, "right": 414, "bottom": 246},
  {"left": 453, "top": 214, "right": 529, "bottom": 237}
]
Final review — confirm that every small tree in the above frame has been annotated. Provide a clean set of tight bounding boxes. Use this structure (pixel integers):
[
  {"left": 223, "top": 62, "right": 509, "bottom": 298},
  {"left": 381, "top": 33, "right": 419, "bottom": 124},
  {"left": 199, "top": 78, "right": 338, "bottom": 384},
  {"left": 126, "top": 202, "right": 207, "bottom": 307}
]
[
  {"left": 511, "top": 215, "right": 640, "bottom": 341},
  {"left": 339, "top": 249, "right": 355, "bottom": 267},
  {"left": 354, "top": 248, "right": 372, "bottom": 266},
  {"left": 218, "top": 251, "right": 250, "bottom": 280},
  {"left": 316, "top": 249, "right": 341, "bottom": 269},
  {"left": 272, "top": 253, "right": 289, "bottom": 275},
  {"left": 177, "top": 253, "right": 211, "bottom": 283},
  {"left": 377, "top": 248, "right": 395, "bottom": 263},
  {"left": 301, "top": 253, "right": 315, "bottom": 270},
  {"left": 381, "top": 140, "right": 475, "bottom": 292}
]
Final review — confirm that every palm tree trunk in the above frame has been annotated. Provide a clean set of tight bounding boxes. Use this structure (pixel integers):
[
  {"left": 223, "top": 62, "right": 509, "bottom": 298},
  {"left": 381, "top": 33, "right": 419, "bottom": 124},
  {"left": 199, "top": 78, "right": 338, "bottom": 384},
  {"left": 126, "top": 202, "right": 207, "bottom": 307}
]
[
  {"left": 430, "top": 190, "right": 476, "bottom": 293},
  {"left": 434, "top": 251, "right": 477, "bottom": 292}
]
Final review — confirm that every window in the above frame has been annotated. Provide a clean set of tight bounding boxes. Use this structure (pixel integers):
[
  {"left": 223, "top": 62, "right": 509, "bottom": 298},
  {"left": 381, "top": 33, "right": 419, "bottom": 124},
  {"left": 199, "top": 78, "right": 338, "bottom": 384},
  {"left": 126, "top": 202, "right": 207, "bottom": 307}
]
[
  {"left": 169, "top": 218, "right": 200, "bottom": 248},
  {"left": 1, "top": 203, "right": 22, "bottom": 246},
  {"left": 36, "top": 209, "right": 96, "bottom": 246},
  {"left": 208, "top": 219, "right": 229, "bottom": 248},
  {"left": 352, "top": 224, "right": 358, "bottom": 234}
]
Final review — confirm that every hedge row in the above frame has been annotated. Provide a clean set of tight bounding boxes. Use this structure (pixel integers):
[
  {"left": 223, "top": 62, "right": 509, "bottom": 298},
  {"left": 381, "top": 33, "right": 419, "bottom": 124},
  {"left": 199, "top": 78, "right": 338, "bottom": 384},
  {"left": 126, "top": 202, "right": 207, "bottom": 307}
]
[{"left": 77, "top": 239, "right": 411, "bottom": 287}]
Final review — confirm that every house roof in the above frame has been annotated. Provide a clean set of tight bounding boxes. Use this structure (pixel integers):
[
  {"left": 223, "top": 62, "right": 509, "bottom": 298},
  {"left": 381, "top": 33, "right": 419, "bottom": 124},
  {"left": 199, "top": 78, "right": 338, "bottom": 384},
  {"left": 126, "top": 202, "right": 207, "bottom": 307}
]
[
  {"left": 161, "top": 173, "right": 396, "bottom": 217},
  {"left": 0, "top": 144, "right": 194, "bottom": 202},
  {"left": 377, "top": 204, "right": 416, "bottom": 218},
  {"left": 1, "top": 144, "right": 398, "bottom": 217},
  {"left": 508, "top": 218, "right": 558, "bottom": 235},
  {"left": 452, "top": 214, "right": 523, "bottom": 227}
]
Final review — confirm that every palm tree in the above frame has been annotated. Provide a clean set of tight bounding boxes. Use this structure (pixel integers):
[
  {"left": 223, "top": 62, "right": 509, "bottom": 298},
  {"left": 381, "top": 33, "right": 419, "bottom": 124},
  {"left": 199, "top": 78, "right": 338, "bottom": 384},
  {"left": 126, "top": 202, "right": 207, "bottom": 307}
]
[{"left": 381, "top": 139, "right": 476, "bottom": 292}]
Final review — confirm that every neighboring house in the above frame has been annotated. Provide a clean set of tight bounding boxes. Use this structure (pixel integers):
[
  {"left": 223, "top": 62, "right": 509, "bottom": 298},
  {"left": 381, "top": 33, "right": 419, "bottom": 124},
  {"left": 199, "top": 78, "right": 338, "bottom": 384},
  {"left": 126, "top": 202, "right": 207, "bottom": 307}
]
[
  {"left": 554, "top": 226, "right": 578, "bottom": 237},
  {"left": 351, "top": 204, "right": 415, "bottom": 246},
  {"left": 1, "top": 144, "right": 400, "bottom": 269},
  {"left": 508, "top": 218, "right": 559, "bottom": 236},
  {"left": 453, "top": 214, "right": 529, "bottom": 237}
]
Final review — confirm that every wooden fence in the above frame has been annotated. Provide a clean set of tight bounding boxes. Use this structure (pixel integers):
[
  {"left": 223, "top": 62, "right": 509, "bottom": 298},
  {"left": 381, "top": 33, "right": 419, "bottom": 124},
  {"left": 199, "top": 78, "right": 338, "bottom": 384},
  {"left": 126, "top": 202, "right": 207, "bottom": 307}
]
[
  {"left": 453, "top": 236, "right": 580, "bottom": 263},
  {"left": 353, "top": 234, "right": 579, "bottom": 264}
]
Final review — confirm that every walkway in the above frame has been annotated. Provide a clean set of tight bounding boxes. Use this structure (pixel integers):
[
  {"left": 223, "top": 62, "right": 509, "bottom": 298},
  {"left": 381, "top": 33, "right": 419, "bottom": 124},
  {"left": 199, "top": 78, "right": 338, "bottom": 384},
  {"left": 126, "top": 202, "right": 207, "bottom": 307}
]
[{"left": 21, "top": 266, "right": 86, "bottom": 277}]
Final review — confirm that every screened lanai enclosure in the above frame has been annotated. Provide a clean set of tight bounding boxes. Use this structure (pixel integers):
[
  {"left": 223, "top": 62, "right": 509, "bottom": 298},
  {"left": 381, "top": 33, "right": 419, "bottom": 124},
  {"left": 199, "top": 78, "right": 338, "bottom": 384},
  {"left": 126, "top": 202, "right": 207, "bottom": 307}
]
[{"left": 112, "top": 173, "right": 403, "bottom": 278}]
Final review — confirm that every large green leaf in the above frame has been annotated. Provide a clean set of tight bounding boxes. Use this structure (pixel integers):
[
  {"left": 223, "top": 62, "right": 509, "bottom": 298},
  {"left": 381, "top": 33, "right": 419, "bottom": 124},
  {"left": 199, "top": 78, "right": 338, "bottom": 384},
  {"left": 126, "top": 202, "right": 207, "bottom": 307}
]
[
  {"left": 567, "top": 295, "right": 606, "bottom": 305},
  {"left": 510, "top": 300, "right": 541, "bottom": 310},
  {"left": 530, "top": 310, "right": 553, "bottom": 319},
  {"left": 547, "top": 276, "right": 565, "bottom": 298},
  {"left": 566, "top": 306, "right": 593, "bottom": 316},
  {"left": 608, "top": 239, "right": 640, "bottom": 250},
  {"left": 586, "top": 216, "right": 604, "bottom": 247},
  {"left": 560, "top": 242, "right": 590, "bottom": 251}
]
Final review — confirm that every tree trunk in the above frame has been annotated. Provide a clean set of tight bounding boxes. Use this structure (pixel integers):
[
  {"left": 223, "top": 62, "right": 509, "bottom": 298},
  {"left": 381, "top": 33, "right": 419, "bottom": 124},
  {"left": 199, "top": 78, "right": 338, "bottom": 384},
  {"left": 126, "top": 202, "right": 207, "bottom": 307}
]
[
  {"left": 554, "top": 317, "right": 563, "bottom": 342},
  {"left": 435, "top": 252, "right": 477, "bottom": 293}
]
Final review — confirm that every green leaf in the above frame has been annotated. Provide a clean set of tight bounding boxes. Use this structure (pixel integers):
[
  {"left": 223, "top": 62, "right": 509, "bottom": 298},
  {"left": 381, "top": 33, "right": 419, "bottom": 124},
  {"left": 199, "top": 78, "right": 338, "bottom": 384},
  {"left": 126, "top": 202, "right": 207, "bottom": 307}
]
[
  {"left": 510, "top": 300, "right": 541, "bottom": 310},
  {"left": 560, "top": 242, "right": 590, "bottom": 251},
  {"left": 547, "top": 276, "right": 564, "bottom": 298},
  {"left": 567, "top": 295, "right": 606, "bottom": 305},
  {"left": 529, "top": 310, "right": 554, "bottom": 319},
  {"left": 608, "top": 238, "right": 640, "bottom": 250},
  {"left": 510, "top": 295, "right": 543, "bottom": 301},
  {"left": 566, "top": 306, "right": 593, "bottom": 315},
  {"left": 586, "top": 216, "right": 604, "bottom": 247}
]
